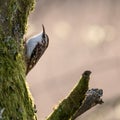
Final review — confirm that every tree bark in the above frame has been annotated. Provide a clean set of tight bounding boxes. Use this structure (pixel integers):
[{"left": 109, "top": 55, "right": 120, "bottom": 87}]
[
  {"left": 0, "top": 0, "right": 36, "bottom": 119},
  {"left": 47, "top": 71, "right": 91, "bottom": 120}
]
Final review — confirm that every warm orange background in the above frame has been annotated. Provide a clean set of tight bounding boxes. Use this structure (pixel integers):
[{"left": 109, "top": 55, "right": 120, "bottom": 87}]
[{"left": 26, "top": 0, "right": 120, "bottom": 119}]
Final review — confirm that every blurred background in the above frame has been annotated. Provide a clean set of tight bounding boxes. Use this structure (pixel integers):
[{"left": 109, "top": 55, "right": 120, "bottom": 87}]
[{"left": 26, "top": 0, "right": 120, "bottom": 119}]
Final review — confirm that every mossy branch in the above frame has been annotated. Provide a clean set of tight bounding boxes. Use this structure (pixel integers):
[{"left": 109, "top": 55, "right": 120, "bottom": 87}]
[
  {"left": 46, "top": 71, "right": 103, "bottom": 120},
  {"left": 47, "top": 71, "right": 90, "bottom": 120},
  {"left": 71, "top": 88, "right": 104, "bottom": 120}
]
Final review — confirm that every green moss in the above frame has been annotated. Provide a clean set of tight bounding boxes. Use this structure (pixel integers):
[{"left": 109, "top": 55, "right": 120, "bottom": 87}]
[
  {"left": 0, "top": 51, "right": 36, "bottom": 119},
  {"left": 47, "top": 71, "right": 91, "bottom": 120},
  {"left": 0, "top": 0, "right": 36, "bottom": 119}
]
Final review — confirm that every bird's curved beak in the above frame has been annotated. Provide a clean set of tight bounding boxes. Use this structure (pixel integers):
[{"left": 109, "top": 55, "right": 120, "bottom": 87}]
[{"left": 42, "top": 24, "right": 46, "bottom": 37}]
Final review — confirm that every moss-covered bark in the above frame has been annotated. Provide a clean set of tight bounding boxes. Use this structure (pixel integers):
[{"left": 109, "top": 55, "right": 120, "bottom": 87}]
[
  {"left": 0, "top": 0, "right": 36, "bottom": 119},
  {"left": 47, "top": 71, "right": 91, "bottom": 120}
]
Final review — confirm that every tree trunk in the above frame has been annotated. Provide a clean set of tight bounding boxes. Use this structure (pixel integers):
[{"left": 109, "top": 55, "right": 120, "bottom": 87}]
[{"left": 0, "top": 0, "right": 36, "bottom": 119}]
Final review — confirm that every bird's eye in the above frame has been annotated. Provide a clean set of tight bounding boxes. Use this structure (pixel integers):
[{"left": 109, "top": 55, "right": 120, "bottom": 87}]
[{"left": 42, "top": 39, "right": 45, "bottom": 44}]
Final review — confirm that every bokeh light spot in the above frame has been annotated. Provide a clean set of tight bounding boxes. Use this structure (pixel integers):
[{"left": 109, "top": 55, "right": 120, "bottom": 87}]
[
  {"left": 85, "top": 25, "right": 106, "bottom": 46},
  {"left": 53, "top": 21, "right": 71, "bottom": 40}
]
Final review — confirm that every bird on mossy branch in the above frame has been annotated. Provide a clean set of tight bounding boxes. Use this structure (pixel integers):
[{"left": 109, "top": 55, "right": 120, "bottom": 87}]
[{"left": 25, "top": 25, "right": 49, "bottom": 75}]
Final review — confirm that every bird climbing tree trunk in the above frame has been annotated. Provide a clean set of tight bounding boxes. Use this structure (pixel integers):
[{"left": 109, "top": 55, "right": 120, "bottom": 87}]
[
  {"left": 0, "top": 0, "right": 36, "bottom": 119},
  {"left": 0, "top": 0, "right": 103, "bottom": 120}
]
